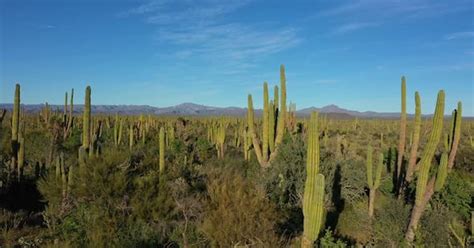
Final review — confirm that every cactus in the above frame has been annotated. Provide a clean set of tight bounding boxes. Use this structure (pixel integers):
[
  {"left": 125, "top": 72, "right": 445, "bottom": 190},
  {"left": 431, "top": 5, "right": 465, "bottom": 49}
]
[
  {"left": 129, "top": 124, "right": 134, "bottom": 150},
  {"left": 396, "top": 76, "right": 407, "bottom": 190},
  {"left": 262, "top": 82, "right": 269, "bottom": 161},
  {"left": 63, "top": 89, "right": 74, "bottom": 138},
  {"left": 67, "top": 164, "right": 74, "bottom": 194},
  {"left": 277, "top": 65, "right": 287, "bottom": 145},
  {"left": 17, "top": 136, "right": 25, "bottom": 181},
  {"left": 247, "top": 65, "right": 287, "bottom": 167},
  {"left": 405, "top": 90, "right": 445, "bottom": 242},
  {"left": 82, "top": 86, "right": 91, "bottom": 150},
  {"left": 306, "top": 112, "right": 320, "bottom": 174},
  {"left": 366, "top": 145, "right": 383, "bottom": 217},
  {"left": 114, "top": 114, "right": 119, "bottom": 146},
  {"left": 12, "top": 84, "right": 20, "bottom": 143},
  {"left": 159, "top": 126, "right": 165, "bottom": 173},
  {"left": 447, "top": 102, "right": 462, "bottom": 170},
  {"left": 301, "top": 112, "right": 324, "bottom": 248},
  {"left": 406, "top": 92, "right": 422, "bottom": 183},
  {"left": 269, "top": 100, "right": 275, "bottom": 153},
  {"left": 118, "top": 118, "right": 123, "bottom": 145},
  {"left": 434, "top": 152, "right": 448, "bottom": 192},
  {"left": 78, "top": 146, "right": 87, "bottom": 178},
  {"left": 216, "top": 123, "right": 226, "bottom": 159}
]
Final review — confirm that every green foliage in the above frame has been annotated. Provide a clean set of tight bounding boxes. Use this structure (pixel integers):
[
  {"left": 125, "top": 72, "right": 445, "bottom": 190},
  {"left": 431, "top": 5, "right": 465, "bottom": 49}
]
[
  {"left": 434, "top": 172, "right": 473, "bottom": 220},
  {"left": 200, "top": 168, "right": 281, "bottom": 247},
  {"left": 319, "top": 229, "right": 347, "bottom": 248},
  {"left": 373, "top": 197, "right": 411, "bottom": 247}
]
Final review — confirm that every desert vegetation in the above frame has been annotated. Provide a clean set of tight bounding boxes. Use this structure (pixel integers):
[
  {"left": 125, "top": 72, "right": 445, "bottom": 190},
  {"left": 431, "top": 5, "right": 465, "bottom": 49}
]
[{"left": 0, "top": 65, "right": 472, "bottom": 247}]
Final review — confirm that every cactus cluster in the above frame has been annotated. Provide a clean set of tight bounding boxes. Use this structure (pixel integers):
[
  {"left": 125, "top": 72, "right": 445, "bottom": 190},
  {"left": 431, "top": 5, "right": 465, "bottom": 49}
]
[
  {"left": 247, "top": 65, "right": 287, "bottom": 167},
  {"left": 405, "top": 90, "right": 445, "bottom": 242}
]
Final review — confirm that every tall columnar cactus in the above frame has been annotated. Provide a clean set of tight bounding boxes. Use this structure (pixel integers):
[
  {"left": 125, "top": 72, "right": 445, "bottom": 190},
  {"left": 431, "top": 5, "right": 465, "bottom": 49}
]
[
  {"left": 159, "top": 126, "right": 165, "bottom": 173},
  {"left": 277, "top": 65, "right": 287, "bottom": 145},
  {"left": 447, "top": 102, "right": 462, "bottom": 170},
  {"left": 118, "top": 118, "right": 123, "bottom": 145},
  {"left": 397, "top": 76, "right": 407, "bottom": 189},
  {"left": 12, "top": 84, "right": 20, "bottom": 143},
  {"left": 247, "top": 65, "right": 287, "bottom": 167},
  {"left": 114, "top": 114, "right": 119, "bottom": 146},
  {"left": 301, "top": 112, "right": 324, "bottom": 248},
  {"left": 269, "top": 100, "right": 275, "bottom": 153},
  {"left": 306, "top": 112, "right": 320, "bottom": 174},
  {"left": 82, "top": 86, "right": 91, "bottom": 150},
  {"left": 366, "top": 145, "right": 383, "bottom": 217},
  {"left": 406, "top": 92, "right": 422, "bottom": 183},
  {"left": 216, "top": 123, "right": 226, "bottom": 159},
  {"left": 64, "top": 92, "right": 68, "bottom": 122},
  {"left": 78, "top": 146, "right": 87, "bottom": 178},
  {"left": 405, "top": 90, "right": 445, "bottom": 243},
  {"left": 64, "top": 89, "right": 74, "bottom": 138},
  {"left": 434, "top": 152, "right": 448, "bottom": 192},
  {"left": 262, "top": 82, "right": 269, "bottom": 161},
  {"left": 17, "top": 123, "right": 25, "bottom": 181},
  {"left": 129, "top": 124, "right": 134, "bottom": 150}
]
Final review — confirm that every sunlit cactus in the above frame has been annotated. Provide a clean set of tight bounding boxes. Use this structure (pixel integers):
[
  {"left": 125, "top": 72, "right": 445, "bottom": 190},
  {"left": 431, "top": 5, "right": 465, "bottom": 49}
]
[
  {"left": 366, "top": 145, "right": 383, "bottom": 217},
  {"left": 269, "top": 100, "right": 275, "bottom": 153},
  {"left": 246, "top": 65, "right": 287, "bottom": 167},
  {"left": 447, "top": 102, "right": 462, "bottom": 170},
  {"left": 12, "top": 84, "right": 20, "bottom": 143},
  {"left": 405, "top": 90, "right": 445, "bottom": 242},
  {"left": 406, "top": 91, "right": 421, "bottom": 183},
  {"left": 302, "top": 112, "right": 324, "bottom": 248},
  {"left": 129, "top": 124, "right": 134, "bottom": 150},
  {"left": 262, "top": 82, "right": 269, "bottom": 161},
  {"left": 396, "top": 76, "right": 407, "bottom": 190},
  {"left": 82, "top": 86, "right": 91, "bottom": 150},
  {"left": 216, "top": 123, "right": 226, "bottom": 159},
  {"left": 159, "top": 126, "right": 165, "bottom": 173},
  {"left": 434, "top": 152, "right": 448, "bottom": 192}
]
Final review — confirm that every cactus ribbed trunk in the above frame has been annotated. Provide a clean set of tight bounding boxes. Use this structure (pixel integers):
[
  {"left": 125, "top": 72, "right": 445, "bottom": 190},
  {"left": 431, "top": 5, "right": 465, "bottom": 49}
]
[
  {"left": 447, "top": 102, "right": 462, "bottom": 170},
  {"left": 405, "top": 90, "right": 445, "bottom": 243},
  {"left": 276, "top": 65, "right": 286, "bottom": 146},
  {"left": 159, "top": 127, "right": 165, "bottom": 173},
  {"left": 406, "top": 92, "right": 421, "bottom": 183},
  {"left": 82, "top": 86, "right": 91, "bottom": 150},
  {"left": 269, "top": 100, "right": 275, "bottom": 153},
  {"left": 396, "top": 77, "right": 407, "bottom": 190},
  {"left": 247, "top": 94, "right": 264, "bottom": 165},
  {"left": 263, "top": 82, "right": 269, "bottom": 161},
  {"left": 302, "top": 112, "right": 324, "bottom": 248}
]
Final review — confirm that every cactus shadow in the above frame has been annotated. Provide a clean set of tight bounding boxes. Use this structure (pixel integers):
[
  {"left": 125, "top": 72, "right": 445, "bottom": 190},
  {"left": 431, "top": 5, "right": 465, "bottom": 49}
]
[
  {"left": 325, "top": 164, "right": 344, "bottom": 230},
  {"left": 0, "top": 178, "right": 44, "bottom": 213}
]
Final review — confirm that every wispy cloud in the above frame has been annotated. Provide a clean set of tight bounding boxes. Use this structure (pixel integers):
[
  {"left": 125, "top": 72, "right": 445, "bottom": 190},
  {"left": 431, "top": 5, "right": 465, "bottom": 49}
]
[
  {"left": 320, "top": 0, "right": 472, "bottom": 19},
  {"left": 122, "top": 0, "right": 300, "bottom": 68},
  {"left": 38, "top": 24, "right": 56, "bottom": 29},
  {"left": 444, "top": 31, "right": 474, "bottom": 40},
  {"left": 319, "top": 0, "right": 472, "bottom": 35},
  {"left": 330, "top": 22, "right": 379, "bottom": 35}
]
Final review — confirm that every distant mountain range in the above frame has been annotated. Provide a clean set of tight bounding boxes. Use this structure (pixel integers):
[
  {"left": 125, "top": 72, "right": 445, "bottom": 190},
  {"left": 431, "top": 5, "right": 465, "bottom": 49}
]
[{"left": 0, "top": 103, "right": 469, "bottom": 119}]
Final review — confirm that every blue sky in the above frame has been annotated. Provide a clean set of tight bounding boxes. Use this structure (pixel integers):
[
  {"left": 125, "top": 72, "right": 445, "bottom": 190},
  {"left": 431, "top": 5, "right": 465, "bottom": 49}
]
[{"left": 1, "top": 0, "right": 473, "bottom": 115}]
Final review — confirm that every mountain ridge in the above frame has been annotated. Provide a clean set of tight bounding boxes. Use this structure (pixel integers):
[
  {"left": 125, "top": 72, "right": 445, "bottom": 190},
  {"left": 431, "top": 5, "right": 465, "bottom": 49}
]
[{"left": 0, "top": 103, "right": 470, "bottom": 119}]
